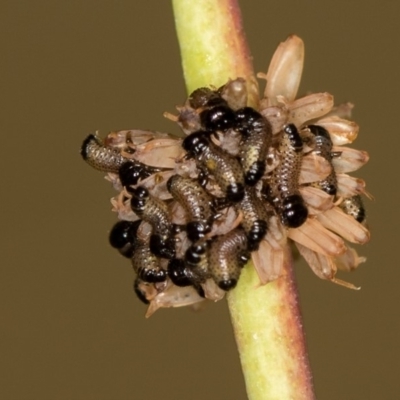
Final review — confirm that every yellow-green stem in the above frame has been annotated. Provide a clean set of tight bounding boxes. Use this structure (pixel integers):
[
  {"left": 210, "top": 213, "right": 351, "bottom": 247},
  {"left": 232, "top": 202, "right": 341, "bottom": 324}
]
[
  {"left": 172, "top": 1, "right": 315, "bottom": 399},
  {"left": 172, "top": 0, "right": 258, "bottom": 107},
  {"left": 227, "top": 256, "right": 315, "bottom": 399}
]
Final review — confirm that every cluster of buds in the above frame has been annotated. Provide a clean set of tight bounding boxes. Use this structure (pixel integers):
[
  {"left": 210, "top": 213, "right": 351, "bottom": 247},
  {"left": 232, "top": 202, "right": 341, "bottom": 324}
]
[{"left": 81, "top": 35, "right": 370, "bottom": 317}]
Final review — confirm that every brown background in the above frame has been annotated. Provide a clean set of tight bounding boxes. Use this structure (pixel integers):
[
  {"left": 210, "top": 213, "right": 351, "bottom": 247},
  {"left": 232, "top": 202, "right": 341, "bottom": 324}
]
[{"left": 0, "top": 1, "right": 398, "bottom": 399}]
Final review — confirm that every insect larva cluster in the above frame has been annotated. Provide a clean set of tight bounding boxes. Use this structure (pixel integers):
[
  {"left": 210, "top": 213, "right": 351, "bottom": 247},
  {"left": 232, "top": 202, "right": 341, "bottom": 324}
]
[{"left": 81, "top": 76, "right": 368, "bottom": 315}]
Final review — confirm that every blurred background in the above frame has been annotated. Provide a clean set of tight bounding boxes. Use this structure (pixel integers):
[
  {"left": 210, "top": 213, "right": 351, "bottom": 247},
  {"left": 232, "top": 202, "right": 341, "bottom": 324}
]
[{"left": 0, "top": 1, "right": 398, "bottom": 399}]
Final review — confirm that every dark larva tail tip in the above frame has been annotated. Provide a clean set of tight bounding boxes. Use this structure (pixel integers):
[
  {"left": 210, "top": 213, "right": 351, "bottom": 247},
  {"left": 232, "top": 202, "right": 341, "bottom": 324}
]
[
  {"left": 321, "top": 182, "right": 337, "bottom": 196},
  {"left": 182, "top": 131, "right": 209, "bottom": 153},
  {"left": 185, "top": 243, "right": 207, "bottom": 265},
  {"left": 284, "top": 124, "right": 302, "bottom": 151},
  {"left": 168, "top": 259, "right": 193, "bottom": 287},
  {"left": 247, "top": 220, "right": 268, "bottom": 251},
  {"left": 234, "top": 107, "right": 263, "bottom": 133},
  {"left": 166, "top": 174, "right": 178, "bottom": 193},
  {"left": 356, "top": 209, "right": 366, "bottom": 223},
  {"left": 284, "top": 123, "right": 298, "bottom": 135},
  {"left": 282, "top": 195, "right": 308, "bottom": 228},
  {"left": 245, "top": 161, "right": 266, "bottom": 186},
  {"left": 200, "top": 105, "right": 236, "bottom": 132},
  {"left": 308, "top": 124, "right": 330, "bottom": 139},
  {"left": 186, "top": 221, "right": 211, "bottom": 242},
  {"left": 108, "top": 220, "right": 141, "bottom": 250},
  {"left": 217, "top": 279, "right": 238, "bottom": 291},
  {"left": 133, "top": 279, "right": 150, "bottom": 305},
  {"left": 149, "top": 235, "right": 176, "bottom": 259},
  {"left": 139, "top": 268, "right": 167, "bottom": 283},
  {"left": 226, "top": 183, "right": 245, "bottom": 202},
  {"left": 131, "top": 186, "right": 149, "bottom": 198},
  {"left": 194, "top": 284, "right": 206, "bottom": 298},
  {"left": 80, "top": 134, "right": 98, "bottom": 160},
  {"left": 119, "top": 162, "right": 144, "bottom": 187}
]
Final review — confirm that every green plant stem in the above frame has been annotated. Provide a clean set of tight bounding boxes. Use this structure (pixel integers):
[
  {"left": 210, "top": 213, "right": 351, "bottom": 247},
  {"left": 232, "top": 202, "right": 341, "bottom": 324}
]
[
  {"left": 172, "top": 1, "right": 315, "bottom": 399},
  {"left": 172, "top": 0, "right": 258, "bottom": 107},
  {"left": 227, "top": 256, "right": 315, "bottom": 400}
]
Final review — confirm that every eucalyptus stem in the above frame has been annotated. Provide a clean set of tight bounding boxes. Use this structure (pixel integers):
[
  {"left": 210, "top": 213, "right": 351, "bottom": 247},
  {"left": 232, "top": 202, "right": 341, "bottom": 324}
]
[
  {"left": 172, "top": 1, "right": 315, "bottom": 398},
  {"left": 172, "top": 0, "right": 258, "bottom": 107},
  {"left": 227, "top": 256, "right": 315, "bottom": 400}
]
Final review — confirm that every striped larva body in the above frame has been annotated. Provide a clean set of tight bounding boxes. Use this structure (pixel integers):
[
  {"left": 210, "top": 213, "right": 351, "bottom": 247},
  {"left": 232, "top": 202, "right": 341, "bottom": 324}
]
[
  {"left": 235, "top": 187, "right": 269, "bottom": 251},
  {"left": 130, "top": 186, "right": 175, "bottom": 259},
  {"left": 81, "top": 134, "right": 127, "bottom": 173},
  {"left": 339, "top": 195, "right": 366, "bottom": 224},
  {"left": 131, "top": 242, "right": 167, "bottom": 283},
  {"left": 81, "top": 135, "right": 160, "bottom": 187},
  {"left": 307, "top": 124, "right": 338, "bottom": 195},
  {"left": 109, "top": 219, "right": 167, "bottom": 283},
  {"left": 208, "top": 228, "right": 250, "bottom": 290},
  {"left": 267, "top": 124, "right": 308, "bottom": 228},
  {"left": 235, "top": 107, "right": 272, "bottom": 186},
  {"left": 167, "top": 174, "right": 215, "bottom": 241},
  {"left": 182, "top": 131, "right": 245, "bottom": 202}
]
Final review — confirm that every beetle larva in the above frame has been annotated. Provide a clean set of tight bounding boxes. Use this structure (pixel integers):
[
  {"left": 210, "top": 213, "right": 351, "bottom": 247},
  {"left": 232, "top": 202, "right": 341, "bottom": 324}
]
[
  {"left": 81, "top": 134, "right": 127, "bottom": 173},
  {"left": 306, "top": 124, "right": 338, "bottom": 195},
  {"left": 235, "top": 187, "right": 269, "bottom": 251},
  {"left": 208, "top": 228, "right": 250, "bottom": 290},
  {"left": 339, "top": 195, "right": 366, "bottom": 224},
  {"left": 131, "top": 241, "right": 167, "bottom": 283},
  {"left": 167, "top": 174, "right": 215, "bottom": 241},
  {"left": 130, "top": 186, "right": 175, "bottom": 259},
  {"left": 182, "top": 131, "right": 245, "bottom": 202},
  {"left": 235, "top": 107, "right": 272, "bottom": 186},
  {"left": 266, "top": 124, "right": 308, "bottom": 228}
]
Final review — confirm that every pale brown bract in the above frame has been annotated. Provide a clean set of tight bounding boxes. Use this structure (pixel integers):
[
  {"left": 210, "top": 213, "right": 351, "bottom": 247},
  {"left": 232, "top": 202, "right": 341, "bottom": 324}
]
[{"left": 256, "top": 35, "right": 370, "bottom": 290}]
